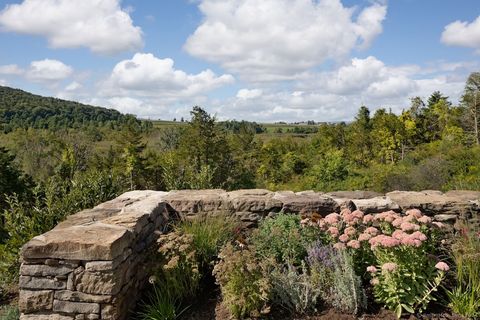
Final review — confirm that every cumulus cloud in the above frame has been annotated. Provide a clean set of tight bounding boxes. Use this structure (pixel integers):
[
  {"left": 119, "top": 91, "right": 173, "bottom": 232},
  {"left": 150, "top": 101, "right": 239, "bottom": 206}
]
[
  {"left": 0, "top": 0, "right": 143, "bottom": 54},
  {"left": 441, "top": 16, "right": 480, "bottom": 51},
  {"left": 236, "top": 88, "right": 263, "bottom": 99},
  {"left": 0, "top": 64, "right": 24, "bottom": 75},
  {"left": 101, "top": 53, "right": 234, "bottom": 99},
  {"left": 0, "top": 79, "right": 7, "bottom": 86},
  {"left": 184, "top": 0, "right": 387, "bottom": 81},
  {"left": 26, "top": 59, "right": 73, "bottom": 83}
]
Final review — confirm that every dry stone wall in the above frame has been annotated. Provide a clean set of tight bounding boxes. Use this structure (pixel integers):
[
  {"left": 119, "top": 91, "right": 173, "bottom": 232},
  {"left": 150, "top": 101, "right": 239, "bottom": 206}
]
[{"left": 19, "top": 189, "right": 480, "bottom": 319}]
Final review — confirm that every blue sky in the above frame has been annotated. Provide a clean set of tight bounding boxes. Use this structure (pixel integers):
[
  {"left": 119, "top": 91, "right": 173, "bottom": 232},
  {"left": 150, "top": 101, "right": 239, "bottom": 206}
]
[{"left": 0, "top": 0, "right": 479, "bottom": 122}]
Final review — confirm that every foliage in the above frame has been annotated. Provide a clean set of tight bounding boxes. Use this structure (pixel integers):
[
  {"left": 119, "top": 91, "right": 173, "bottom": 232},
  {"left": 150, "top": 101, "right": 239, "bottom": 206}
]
[
  {"left": 213, "top": 243, "right": 271, "bottom": 319},
  {"left": 0, "top": 86, "right": 146, "bottom": 132},
  {"left": 251, "top": 213, "right": 320, "bottom": 266},
  {"left": 304, "top": 208, "right": 448, "bottom": 318},
  {"left": 269, "top": 262, "right": 322, "bottom": 315},
  {"left": 137, "top": 283, "right": 188, "bottom": 320},
  {"left": 176, "top": 214, "right": 238, "bottom": 271},
  {"left": 0, "top": 305, "right": 19, "bottom": 320},
  {"left": 447, "top": 222, "right": 480, "bottom": 318}
]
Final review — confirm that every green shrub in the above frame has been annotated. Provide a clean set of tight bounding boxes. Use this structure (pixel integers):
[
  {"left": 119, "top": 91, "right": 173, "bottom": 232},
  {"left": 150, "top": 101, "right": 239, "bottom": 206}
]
[
  {"left": 137, "top": 283, "right": 188, "bottom": 320},
  {"left": 252, "top": 213, "right": 320, "bottom": 265},
  {"left": 269, "top": 262, "right": 322, "bottom": 315},
  {"left": 447, "top": 222, "right": 480, "bottom": 318},
  {"left": 176, "top": 214, "right": 238, "bottom": 270},
  {"left": 213, "top": 243, "right": 270, "bottom": 319},
  {"left": 0, "top": 305, "right": 19, "bottom": 320}
]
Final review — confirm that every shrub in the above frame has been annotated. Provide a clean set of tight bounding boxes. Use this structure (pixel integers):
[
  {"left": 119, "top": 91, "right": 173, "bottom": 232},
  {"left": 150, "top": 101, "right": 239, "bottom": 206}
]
[
  {"left": 447, "top": 222, "right": 480, "bottom": 318},
  {"left": 176, "top": 214, "right": 238, "bottom": 271},
  {"left": 156, "top": 231, "right": 200, "bottom": 299},
  {"left": 213, "top": 243, "right": 270, "bottom": 319},
  {"left": 269, "top": 262, "right": 322, "bottom": 315},
  {"left": 304, "top": 208, "right": 448, "bottom": 318},
  {"left": 0, "top": 305, "right": 19, "bottom": 320},
  {"left": 252, "top": 213, "right": 320, "bottom": 265},
  {"left": 137, "top": 281, "right": 188, "bottom": 320}
]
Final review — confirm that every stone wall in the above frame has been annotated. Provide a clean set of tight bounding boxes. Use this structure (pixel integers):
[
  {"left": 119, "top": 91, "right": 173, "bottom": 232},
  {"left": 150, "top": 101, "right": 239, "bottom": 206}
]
[{"left": 19, "top": 189, "right": 480, "bottom": 319}]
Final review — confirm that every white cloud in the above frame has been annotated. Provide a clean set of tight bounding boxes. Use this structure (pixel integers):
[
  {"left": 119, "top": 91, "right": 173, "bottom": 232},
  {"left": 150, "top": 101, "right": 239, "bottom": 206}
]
[
  {"left": 0, "top": 79, "right": 7, "bottom": 86},
  {"left": 101, "top": 53, "right": 234, "bottom": 99},
  {"left": 0, "top": 0, "right": 143, "bottom": 54},
  {"left": 236, "top": 88, "right": 263, "bottom": 99},
  {"left": 26, "top": 59, "right": 73, "bottom": 83},
  {"left": 184, "top": 0, "right": 387, "bottom": 81},
  {"left": 65, "top": 81, "right": 82, "bottom": 92},
  {"left": 0, "top": 64, "right": 23, "bottom": 75},
  {"left": 441, "top": 16, "right": 480, "bottom": 51}
]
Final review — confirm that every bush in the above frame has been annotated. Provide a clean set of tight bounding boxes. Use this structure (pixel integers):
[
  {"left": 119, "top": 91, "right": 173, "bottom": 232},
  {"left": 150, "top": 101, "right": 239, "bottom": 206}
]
[
  {"left": 269, "top": 262, "right": 322, "bottom": 315},
  {"left": 252, "top": 213, "right": 320, "bottom": 265},
  {"left": 447, "top": 222, "right": 480, "bottom": 318},
  {"left": 137, "top": 282, "right": 188, "bottom": 320},
  {"left": 176, "top": 214, "right": 238, "bottom": 271},
  {"left": 304, "top": 208, "right": 448, "bottom": 318},
  {"left": 213, "top": 243, "right": 270, "bottom": 319}
]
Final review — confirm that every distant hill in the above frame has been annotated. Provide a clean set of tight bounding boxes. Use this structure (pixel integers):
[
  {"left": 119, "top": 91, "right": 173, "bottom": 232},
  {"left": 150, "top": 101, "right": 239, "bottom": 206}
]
[{"left": 0, "top": 86, "right": 135, "bottom": 132}]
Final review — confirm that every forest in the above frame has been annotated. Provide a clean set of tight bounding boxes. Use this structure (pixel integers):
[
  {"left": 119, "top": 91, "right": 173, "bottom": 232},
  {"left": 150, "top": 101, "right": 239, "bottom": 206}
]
[{"left": 0, "top": 71, "right": 479, "bottom": 305}]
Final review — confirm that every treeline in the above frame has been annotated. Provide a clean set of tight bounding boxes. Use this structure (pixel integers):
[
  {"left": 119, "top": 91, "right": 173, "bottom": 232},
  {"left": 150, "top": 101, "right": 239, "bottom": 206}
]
[
  {"left": 0, "top": 86, "right": 151, "bottom": 132},
  {"left": 1, "top": 73, "right": 479, "bottom": 300}
]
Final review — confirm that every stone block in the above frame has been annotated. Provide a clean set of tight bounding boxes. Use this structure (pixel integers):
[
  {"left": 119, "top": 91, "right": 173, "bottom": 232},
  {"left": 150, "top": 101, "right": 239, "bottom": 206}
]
[
  {"left": 20, "top": 264, "right": 73, "bottom": 277},
  {"left": 54, "top": 290, "right": 112, "bottom": 303},
  {"left": 19, "top": 276, "right": 66, "bottom": 290},
  {"left": 53, "top": 300, "right": 100, "bottom": 314},
  {"left": 19, "top": 290, "right": 53, "bottom": 313}
]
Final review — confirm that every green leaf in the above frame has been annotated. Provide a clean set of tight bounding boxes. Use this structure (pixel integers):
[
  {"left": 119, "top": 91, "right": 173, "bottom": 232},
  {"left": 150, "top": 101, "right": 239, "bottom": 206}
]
[
  {"left": 395, "top": 304, "right": 402, "bottom": 319},
  {"left": 402, "top": 304, "right": 415, "bottom": 314}
]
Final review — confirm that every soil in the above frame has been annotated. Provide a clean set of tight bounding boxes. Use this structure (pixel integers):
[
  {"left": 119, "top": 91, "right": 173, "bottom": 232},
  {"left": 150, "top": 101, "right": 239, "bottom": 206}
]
[{"left": 182, "top": 286, "right": 465, "bottom": 320}]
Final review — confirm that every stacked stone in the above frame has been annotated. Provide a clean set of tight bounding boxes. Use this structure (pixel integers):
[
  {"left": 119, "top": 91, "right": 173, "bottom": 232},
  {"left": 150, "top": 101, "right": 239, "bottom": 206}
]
[
  {"left": 19, "top": 191, "right": 169, "bottom": 320},
  {"left": 19, "top": 189, "right": 480, "bottom": 319}
]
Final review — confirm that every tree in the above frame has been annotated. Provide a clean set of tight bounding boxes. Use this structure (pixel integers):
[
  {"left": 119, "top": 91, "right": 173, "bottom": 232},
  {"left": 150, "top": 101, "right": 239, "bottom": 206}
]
[
  {"left": 117, "top": 121, "right": 146, "bottom": 190},
  {"left": 462, "top": 72, "right": 480, "bottom": 145}
]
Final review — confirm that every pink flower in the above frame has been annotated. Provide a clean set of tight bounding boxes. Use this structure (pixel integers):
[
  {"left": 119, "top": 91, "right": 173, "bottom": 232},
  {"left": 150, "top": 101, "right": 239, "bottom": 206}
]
[
  {"left": 406, "top": 209, "right": 422, "bottom": 218},
  {"left": 363, "top": 214, "right": 374, "bottom": 224},
  {"left": 345, "top": 226, "right": 356, "bottom": 236},
  {"left": 401, "top": 236, "right": 422, "bottom": 247},
  {"left": 435, "top": 262, "right": 449, "bottom": 271},
  {"left": 392, "top": 230, "right": 408, "bottom": 240},
  {"left": 324, "top": 213, "right": 340, "bottom": 225},
  {"left": 382, "top": 262, "right": 398, "bottom": 272},
  {"left": 358, "top": 233, "right": 372, "bottom": 242},
  {"left": 370, "top": 235, "right": 400, "bottom": 248},
  {"left": 367, "top": 266, "right": 377, "bottom": 273},
  {"left": 400, "top": 222, "right": 420, "bottom": 232},
  {"left": 347, "top": 240, "right": 361, "bottom": 249},
  {"left": 417, "top": 216, "right": 432, "bottom": 224},
  {"left": 334, "top": 242, "right": 346, "bottom": 250},
  {"left": 375, "top": 210, "right": 399, "bottom": 223},
  {"left": 370, "top": 278, "right": 380, "bottom": 285},
  {"left": 327, "top": 226, "right": 339, "bottom": 237},
  {"left": 352, "top": 210, "right": 364, "bottom": 219},
  {"left": 339, "top": 234, "right": 349, "bottom": 243},
  {"left": 365, "top": 227, "right": 379, "bottom": 236},
  {"left": 410, "top": 231, "right": 427, "bottom": 241},
  {"left": 392, "top": 218, "right": 404, "bottom": 227}
]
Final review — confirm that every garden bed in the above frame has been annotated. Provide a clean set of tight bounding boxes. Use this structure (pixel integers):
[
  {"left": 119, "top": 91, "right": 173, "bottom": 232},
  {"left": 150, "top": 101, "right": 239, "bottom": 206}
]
[{"left": 136, "top": 209, "right": 479, "bottom": 320}]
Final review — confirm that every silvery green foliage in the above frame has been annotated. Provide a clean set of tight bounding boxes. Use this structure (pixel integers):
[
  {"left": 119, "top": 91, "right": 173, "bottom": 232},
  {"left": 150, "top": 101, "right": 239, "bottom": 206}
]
[
  {"left": 270, "top": 262, "right": 322, "bottom": 314},
  {"left": 330, "top": 249, "right": 367, "bottom": 315}
]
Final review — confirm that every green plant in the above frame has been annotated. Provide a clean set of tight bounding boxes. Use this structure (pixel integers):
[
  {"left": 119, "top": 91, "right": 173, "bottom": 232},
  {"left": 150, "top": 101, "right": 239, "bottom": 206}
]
[
  {"left": 137, "top": 283, "right": 188, "bottom": 320},
  {"left": 213, "top": 243, "right": 270, "bottom": 319},
  {"left": 156, "top": 231, "right": 200, "bottom": 299},
  {"left": 269, "top": 262, "right": 322, "bottom": 315},
  {"left": 252, "top": 213, "right": 320, "bottom": 265},
  {"left": 447, "top": 222, "right": 480, "bottom": 318},
  {"left": 176, "top": 214, "right": 238, "bottom": 270},
  {"left": 0, "top": 305, "right": 19, "bottom": 320}
]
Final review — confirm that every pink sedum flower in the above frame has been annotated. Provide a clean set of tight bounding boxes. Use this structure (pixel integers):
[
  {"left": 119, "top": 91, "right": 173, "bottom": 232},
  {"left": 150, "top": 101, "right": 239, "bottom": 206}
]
[
  {"left": 367, "top": 266, "right": 377, "bottom": 273},
  {"left": 417, "top": 215, "right": 432, "bottom": 224},
  {"left": 406, "top": 208, "right": 422, "bottom": 218},
  {"left": 363, "top": 214, "right": 374, "bottom": 223},
  {"left": 327, "top": 226, "right": 339, "bottom": 237},
  {"left": 370, "top": 235, "right": 400, "bottom": 248},
  {"left": 370, "top": 278, "right": 380, "bottom": 285},
  {"left": 344, "top": 226, "right": 357, "bottom": 236},
  {"left": 334, "top": 242, "right": 346, "bottom": 250},
  {"left": 358, "top": 232, "right": 372, "bottom": 242},
  {"left": 339, "top": 234, "right": 349, "bottom": 243},
  {"left": 392, "top": 230, "right": 408, "bottom": 240},
  {"left": 324, "top": 213, "right": 340, "bottom": 225},
  {"left": 347, "top": 240, "right": 361, "bottom": 249},
  {"left": 411, "top": 231, "right": 427, "bottom": 241},
  {"left": 400, "top": 222, "right": 420, "bottom": 232},
  {"left": 382, "top": 262, "right": 398, "bottom": 272},
  {"left": 392, "top": 217, "right": 404, "bottom": 227},
  {"left": 365, "top": 227, "right": 379, "bottom": 236},
  {"left": 435, "top": 262, "right": 449, "bottom": 271}
]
